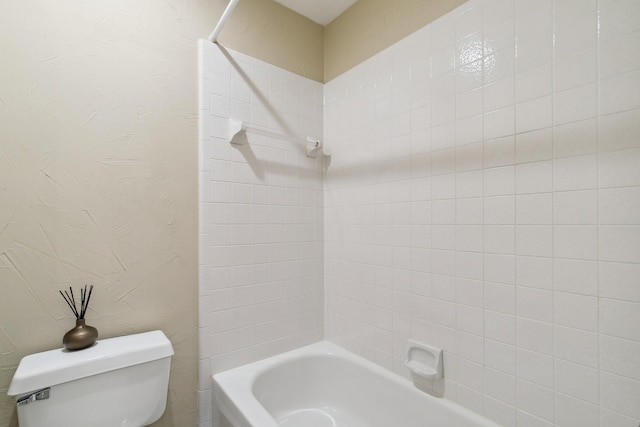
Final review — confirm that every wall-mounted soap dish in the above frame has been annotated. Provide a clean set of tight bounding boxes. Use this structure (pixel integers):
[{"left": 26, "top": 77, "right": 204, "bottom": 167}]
[{"left": 405, "top": 339, "right": 443, "bottom": 380}]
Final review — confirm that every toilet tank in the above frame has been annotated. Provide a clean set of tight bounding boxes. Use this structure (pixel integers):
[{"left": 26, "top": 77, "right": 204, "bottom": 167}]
[{"left": 8, "top": 330, "right": 174, "bottom": 427}]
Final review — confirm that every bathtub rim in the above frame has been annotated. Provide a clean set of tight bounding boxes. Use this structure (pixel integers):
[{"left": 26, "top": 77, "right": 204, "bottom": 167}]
[{"left": 212, "top": 340, "right": 501, "bottom": 427}]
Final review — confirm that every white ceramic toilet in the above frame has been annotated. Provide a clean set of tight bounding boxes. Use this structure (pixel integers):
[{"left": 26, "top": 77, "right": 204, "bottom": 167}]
[{"left": 7, "top": 330, "right": 174, "bottom": 427}]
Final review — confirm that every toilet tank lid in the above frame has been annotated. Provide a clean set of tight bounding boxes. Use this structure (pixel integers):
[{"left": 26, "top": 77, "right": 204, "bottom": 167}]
[{"left": 7, "top": 330, "right": 174, "bottom": 396}]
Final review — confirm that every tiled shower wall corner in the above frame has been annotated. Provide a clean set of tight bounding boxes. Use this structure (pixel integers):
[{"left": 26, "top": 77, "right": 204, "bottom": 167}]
[
  {"left": 324, "top": 0, "right": 640, "bottom": 426},
  {"left": 197, "top": 41, "right": 324, "bottom": 427},
  {"left": 199, "top": 0, "right": 640, "bottom": 425}
]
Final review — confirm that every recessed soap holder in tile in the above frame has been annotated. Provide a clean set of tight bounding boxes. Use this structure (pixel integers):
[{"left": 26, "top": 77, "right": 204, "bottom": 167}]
[{"left": 405, "top": 339, "right": 443, "bottom": 380}]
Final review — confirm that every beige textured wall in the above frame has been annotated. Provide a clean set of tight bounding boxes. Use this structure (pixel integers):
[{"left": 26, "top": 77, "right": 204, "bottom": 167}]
[
  {"left": 0, "top": 1, "right": 322, "bottom": 426},
  {"left": 217, "top": 0, "right": 325, "bottom": 82},
  {"left": 324, "top": 0, "right": 468, "bottom": 81}
]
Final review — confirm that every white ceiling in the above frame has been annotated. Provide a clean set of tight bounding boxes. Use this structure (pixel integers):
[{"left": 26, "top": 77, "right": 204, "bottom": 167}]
[{"left": 273, "top": 0, "right": 358, "bottom": 26}]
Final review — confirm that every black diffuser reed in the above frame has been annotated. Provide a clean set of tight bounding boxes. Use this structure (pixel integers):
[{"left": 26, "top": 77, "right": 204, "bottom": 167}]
[
  {"left": 59, "top": 285, "right": 98, "bottom": 351},
  {"left": 59, "top": 285, "right": 94, "bottom": 319}
]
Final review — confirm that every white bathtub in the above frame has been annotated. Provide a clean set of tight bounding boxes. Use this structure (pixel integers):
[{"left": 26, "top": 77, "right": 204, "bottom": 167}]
[{"left": 213, "top": 341, "right": 501, "bottom": 427}]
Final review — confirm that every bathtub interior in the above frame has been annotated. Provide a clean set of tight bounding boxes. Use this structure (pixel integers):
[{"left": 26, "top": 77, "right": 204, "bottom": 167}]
[{"left": 252, "top": 355, "right": 387, "bottom": 426}]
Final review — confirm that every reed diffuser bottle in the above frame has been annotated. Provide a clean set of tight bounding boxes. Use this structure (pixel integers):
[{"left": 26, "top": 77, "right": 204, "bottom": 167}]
[{"left": 59, "top": 285, "right": 98, "bottom": 351}]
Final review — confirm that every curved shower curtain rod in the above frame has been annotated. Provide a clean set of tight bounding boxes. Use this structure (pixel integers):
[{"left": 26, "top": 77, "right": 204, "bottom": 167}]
[{"left": 209, "top": 0, "right": 240, "bottom": 43}]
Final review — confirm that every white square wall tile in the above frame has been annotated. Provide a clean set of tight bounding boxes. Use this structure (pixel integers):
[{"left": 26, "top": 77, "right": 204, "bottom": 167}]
[
  {"left": 455, "top": 0, "right": 483, "bottom": 40},
  {"left": 485, "top": 254, "right": 515, "bottom": 285},
  {"left": 458, "top": 305, "right": 484, "bottom": 335},
  {"left": 516, "top": 226, "right": 553, "bottom": 257},
  {"left": 485, "top": 367, "right": 516, "bottom": 405},
  {"left": 517, "top": 317, "right": 553, "bottom": 355},
  {"left": 515, "top": 63, "right": 552, "bottom": 103},
  {"left": 485, "top": 338, "right": 516, "bottom": 375},
  {"left": 210, "top": 46, "right": 231, "bottom": 77},
  {"left": 516, "top": 379, "right": 554, "bottom": 422},
  {"left": 598, "top": 108, "right": 640, "bottom": 153},
  {"left": 456, "top": 225, "right": 484, "bottom": 252},
  {"left": 599, "top": 148, "right": 640, "bottom": 188},
  {"left": 484, "top": 397, "right": 517, "bottom": 427},
  {"left": 555, "top": 48, "right": 597, "bottom": 92},
  {"left": 457, "top": 331, "right": 485, "bottom": 364},
  {"left": 484, "top": 0, "right": 514, "bottom": 25},
  {"left": 457, "top": 277, "right": 484, "bottom": 308},
  {"left": 599, "top": 261, "right": 640, "bottom": 303},
  {"left": 457, "top": 384, "right": 485, "bottom": 415},
  {"left": 485, "top": 282, "right": 516, "bottom": 315},
  {"left": 483, "top": 50, "right": 512, "bottom": 85},
  {"left": 457, "top": 197, "right": 484, "bottom": 224},
  {"left": 515, "top": 127, "right": 553, "bottom": 164},
  {"left": 554, "top": 190, "right": 597, "bottom": 225},
  {"left": 456, "top": 170, "right": 484, "bottom": 198},
  {"left": 553, "top": 154, "right": 597, "bottom": 192},
  {"left": 554, "top": 118, "right": 597, "bottom": 159},
  {"left": 484, "top": 76, "right": 515, "bottom": 113},
  {"left": 457, "top": 132, "right": 484, "bottom": 166},
  {"left": 211, "top": 73, "right": 231, "bottom": 98},
  {"left": 515, "top": 0, "right": 552, "bottom": 37},
  {"left": 599, "top": 408, "right": 639, "bottom": 427},
  {"left": 485, "top": 166, "right": 516, "bottom": 196},
  {"left": 457, "top": 357, "right": 484, "bottom": 391},
  {"left": 516, "top": 256, "right": 553, "bottom": 290},
  {"left": 515, "top": 96, "right": 552, "bottom": 133},
  {"left": 457, "top": 87, "right": 484, "bottom": 119},
  {"left": 484, "top": 226, "right": 515, "bottom": 254},
  {"left": 456, "top": 251, "right": 484, "bottom": 280},
  {"left": 599, "top": 187, "right": 640, "bottom": 225},
  {"left": 485, "top": 196, "right": 515, "bottom": 224},
  {"left": 554, "top": 258, "right": 597, "bottom": 295},
  {"left": 554, "top": 83, "right": 597, "bottom": 125},
  {"left": 432, "top": 96, "right": 456, "bottom": 125},
  {"left": 484, "top": 136, "right": 515, "bottom": 169},
  {"left": 599, "top": 226, "right": 640, "bottom": 263},
  {"left": 515, "top": 35, "right": 552, "bottom": 74},
  {"left": 484, "top": 106, "right": 516, "bottom": 141},
  {"left": 600, "top": 334, "right": 640, "bottom": 382},
  {"left": 455, "top": 58, "right": 482, "bottom": 92},
  {"left": 554, "top": 359, "right": 599, "bottom": 403},
  {"left": 599, "top": 31, "right": 640, "bottom": 80},
  {"left": 515, "top": 161, "right": 552, "bottom": 194},
  {"left": 554, "top": 325, "right": 598, "bottom": 368},
  {"left": 516, "top": 410, "right": 554, "bottom": 427},
  {"left": 516, "top": 193, "right": 552, "bottom": 224},
  {"left": 600, "top": 373, "right": 640, "bottom": 419},
  {"left": 485, "top": 311, "right": 516, "bottom": 345},
  {"left": 554, "top": 292, "right": 598, "bottom": 332},
  {"left": 600, "top": 299, "right": 640, "bottom": 342},
  {"left": 554, "top": 225, "right": 598, "bottom": 260},
  {"left": 432, "top": 149, "right": 457, "bottom": 176},
  {"left": 553, "top": 0, "right": 597, "bottom": 49},
  {"left": 554, "top": 393, "right": 599, "bottom": 427},
  {"left": 517, "top": 347, "right": 553, "bottom": 388},
  {"left": 516, "top": 287, "right": 552, "bottom": 322},
  {"left": 599, "top": 70, "right": 640, "bottom": 116}
]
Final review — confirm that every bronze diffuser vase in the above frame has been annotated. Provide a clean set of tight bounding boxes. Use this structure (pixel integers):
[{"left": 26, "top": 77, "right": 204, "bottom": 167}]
[
  {"left": 63, "top": 318, "right": 98, "bottom": 351},
  {"left": 59, "top": 285, "right": 98, "bottom": 351}
]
